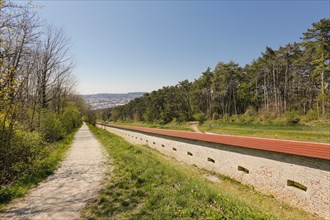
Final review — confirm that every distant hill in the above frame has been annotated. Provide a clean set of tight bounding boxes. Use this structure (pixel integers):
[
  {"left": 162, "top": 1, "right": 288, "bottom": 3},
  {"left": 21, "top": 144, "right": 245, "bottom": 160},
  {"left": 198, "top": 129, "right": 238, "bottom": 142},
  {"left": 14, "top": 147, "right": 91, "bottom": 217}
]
[{"left": 83, "top": 92, "right": 145, "bottom": 110}]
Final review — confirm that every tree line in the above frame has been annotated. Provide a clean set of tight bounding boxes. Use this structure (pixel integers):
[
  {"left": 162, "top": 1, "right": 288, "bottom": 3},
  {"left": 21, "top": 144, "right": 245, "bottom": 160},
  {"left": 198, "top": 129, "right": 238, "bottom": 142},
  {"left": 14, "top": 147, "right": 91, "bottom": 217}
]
[
  {"left": 101, "top": 19, "right": 329, "bottom": 124},
  {"left": 0, "top": 1, "right": 85, "bottom": 186}
]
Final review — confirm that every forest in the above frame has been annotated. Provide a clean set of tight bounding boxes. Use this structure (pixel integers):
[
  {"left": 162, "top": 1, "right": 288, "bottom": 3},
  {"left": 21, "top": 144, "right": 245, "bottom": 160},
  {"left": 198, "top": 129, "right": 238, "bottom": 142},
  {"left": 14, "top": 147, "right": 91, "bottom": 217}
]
[
  {"left": 0, "top": 1, "right": 85, "bottom": 198},
  {"left": 101, "top": 19, "right": 330, "bottom": 125}
]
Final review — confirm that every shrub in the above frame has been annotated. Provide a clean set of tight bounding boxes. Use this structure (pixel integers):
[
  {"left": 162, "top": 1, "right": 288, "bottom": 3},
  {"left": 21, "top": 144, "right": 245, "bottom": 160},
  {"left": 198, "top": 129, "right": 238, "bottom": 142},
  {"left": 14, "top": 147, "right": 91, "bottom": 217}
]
[
  {"left": 285, "top": 111, "right": 301, "bottom": 124},
  {"left": 60, "top": 105, "right": 82, "bottom": 134},
  {"left": 258, "top": 110, "right": 276, "bottom": 123},
  {"left": 176, "top": 113, "right": 188, "bottom": 123},
  {"left": 133, "top": 112, "right": 141, "bottom": 122},
  {"left": 193, "top": 113, "right": 206, "bottom": 124},
  {"left": 222, "top": 113, "right": 230, "bottom": 122},
  {"left": 244, "top": 106, "right": 257, "bottom": 117},
  {"left": 305, "top": 109, "right": 319, "bottom": 121},
  {"left": 230, "top": 114, "right": 241, "bottom": 123},
  {"left": 40, "top": 110, "right": 64, "bottom": 142},
  {"left": 242, "top": 106, "right": 256, "bottom": 123},
  {"left": 0, "top": 128, "right": 42, "bottom": 185}
]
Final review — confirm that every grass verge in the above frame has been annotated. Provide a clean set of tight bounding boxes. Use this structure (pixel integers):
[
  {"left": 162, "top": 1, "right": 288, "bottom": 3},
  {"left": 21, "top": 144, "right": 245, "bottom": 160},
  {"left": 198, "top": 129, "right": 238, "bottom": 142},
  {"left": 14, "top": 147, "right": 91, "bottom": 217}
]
[
  {"left": 0, "top": 127, "right": 79, "bottom": 209},
  {"left": 200, "top": 121, "right": 330, "bottom": 143},
  {"left": 82, "top": 125, "right": 317, "bottom": 219},
  {"left": 104, "top": 120, "right": 193, "bottom": 131}
]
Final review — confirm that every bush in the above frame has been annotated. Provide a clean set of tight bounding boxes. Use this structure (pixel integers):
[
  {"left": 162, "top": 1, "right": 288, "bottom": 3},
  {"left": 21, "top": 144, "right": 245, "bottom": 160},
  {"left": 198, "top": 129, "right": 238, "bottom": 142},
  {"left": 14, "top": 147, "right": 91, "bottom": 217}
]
[
  {"left": 0, "top": 128, "right": 42, "bottom": 185},
  {"left": 258, "top": 110, "right": 276, "bottom": 123},
  {"left": 40, "top": 110, "right": 64, "bottom": 142},
  {"left": 230, "top": 114, "right": 242, "bottom": 123},
  {"left": 60, "top": 104, "right": 82, "bottom": 134},
  {"left": 305, "top": 109, "right": 319, "bottom": 122},
  {"left": 0, "top": 129, "right": 75, "bottom": 204},
  {"left": 193, "top": 113, "right": 206, "bottom": 124},
  {"left": 285, "top": 111, "right": 301, "bottom": 124},
  {"left": 222, "top": 113, "right": 230, "bottom": 122},
  {"left": 86, "top": 110, "right": 97, "bottom": 125},
  {"left": 176, "top": 113, "right": 188, "bottom": 123},
  {"left": 244, "top": 106, "right": 257, "bottom": 117}
]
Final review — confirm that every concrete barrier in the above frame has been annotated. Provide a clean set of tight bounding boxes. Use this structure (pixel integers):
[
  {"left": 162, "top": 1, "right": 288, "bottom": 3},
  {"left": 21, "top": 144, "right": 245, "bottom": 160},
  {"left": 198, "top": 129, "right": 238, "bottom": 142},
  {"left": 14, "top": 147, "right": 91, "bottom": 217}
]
[{"left": 96, "top": 124, "right": 330, "bottom": 219}]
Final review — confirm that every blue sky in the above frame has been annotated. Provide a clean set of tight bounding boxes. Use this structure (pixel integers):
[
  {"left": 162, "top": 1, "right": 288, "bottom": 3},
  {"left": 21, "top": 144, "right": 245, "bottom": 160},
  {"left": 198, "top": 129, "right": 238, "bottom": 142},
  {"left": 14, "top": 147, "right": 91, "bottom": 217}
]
[{"left": 35, "top": 0, "right": 329, "bottom": 94}]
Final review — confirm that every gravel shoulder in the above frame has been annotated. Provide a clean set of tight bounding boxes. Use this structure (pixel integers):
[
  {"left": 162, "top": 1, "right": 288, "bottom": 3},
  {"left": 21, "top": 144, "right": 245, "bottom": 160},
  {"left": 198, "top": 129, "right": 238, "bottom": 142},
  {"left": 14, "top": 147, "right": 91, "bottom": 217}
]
[{"left": 1, "top": 123, "right": 106, "bottom": 220}]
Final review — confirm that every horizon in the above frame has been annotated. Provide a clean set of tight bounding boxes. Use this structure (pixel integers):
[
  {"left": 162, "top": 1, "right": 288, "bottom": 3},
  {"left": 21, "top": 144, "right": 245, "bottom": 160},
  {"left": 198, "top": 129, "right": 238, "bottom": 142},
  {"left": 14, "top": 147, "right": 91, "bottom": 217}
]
[{"left": 82, "top": 91, "right": 146, "bottom": 96}]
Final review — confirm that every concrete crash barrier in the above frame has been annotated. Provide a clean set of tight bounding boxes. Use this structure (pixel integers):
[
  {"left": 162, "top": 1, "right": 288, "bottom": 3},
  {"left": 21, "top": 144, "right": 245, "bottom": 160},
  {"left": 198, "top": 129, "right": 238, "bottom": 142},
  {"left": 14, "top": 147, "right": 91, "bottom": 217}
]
[{"left": 96, "top": 123, "right": 330, "bottom": 219}]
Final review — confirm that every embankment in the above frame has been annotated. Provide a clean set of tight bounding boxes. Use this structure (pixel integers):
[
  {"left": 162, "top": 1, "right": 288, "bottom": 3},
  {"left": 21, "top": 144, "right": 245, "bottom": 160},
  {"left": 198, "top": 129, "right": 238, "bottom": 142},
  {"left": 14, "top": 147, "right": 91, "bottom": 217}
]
[{"left": 97, "top": 123, "right": 330, "bottom": 219}]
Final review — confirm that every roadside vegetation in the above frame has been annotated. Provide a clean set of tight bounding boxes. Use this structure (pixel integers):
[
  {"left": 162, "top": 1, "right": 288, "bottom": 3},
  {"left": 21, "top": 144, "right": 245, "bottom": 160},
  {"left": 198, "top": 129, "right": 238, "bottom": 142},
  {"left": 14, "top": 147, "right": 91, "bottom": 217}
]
[
  {"left": 105, "top": 120, "right": 193, "bottom": 131},
  {"left": 0, "top": 1, "right": 86, "bottom": 205},
  {"left": 0, "top": 128, "right": 79, "bottom": 208},
  {"left": 95, "top": 19, "right": 330, "bottom": 143},
  {"left": 82, "top": 125, "right": 317, "bottom": 219},
  {"left": 200, "top": 118, "right": 330, "bottom": 143}
]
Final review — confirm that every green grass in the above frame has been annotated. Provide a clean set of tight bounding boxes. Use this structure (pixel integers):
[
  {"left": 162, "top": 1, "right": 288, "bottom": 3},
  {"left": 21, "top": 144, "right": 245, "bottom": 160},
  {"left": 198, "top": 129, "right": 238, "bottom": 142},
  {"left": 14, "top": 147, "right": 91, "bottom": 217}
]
[
  {"left": 0, "top": 128, "right": 79, "bottom": 209},
  {"left": 82, "top": 125, "right": 317, "bottom": 220},
  {"left": 200, "top": 121, "right": 330, "bottom": 143},
  {"left": 105, "top": 120, "right": 193, "bottom": 131}
]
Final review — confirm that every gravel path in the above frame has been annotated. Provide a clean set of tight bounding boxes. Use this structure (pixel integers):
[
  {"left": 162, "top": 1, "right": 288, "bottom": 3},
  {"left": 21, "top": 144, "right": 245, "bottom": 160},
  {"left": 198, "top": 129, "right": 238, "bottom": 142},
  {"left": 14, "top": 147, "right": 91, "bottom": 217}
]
[
  {"left": 1, "top": 123, "right": 106, "bottom": 220},
  {"left": 190, "top": 122, "right": 203, "bottom": 133}
]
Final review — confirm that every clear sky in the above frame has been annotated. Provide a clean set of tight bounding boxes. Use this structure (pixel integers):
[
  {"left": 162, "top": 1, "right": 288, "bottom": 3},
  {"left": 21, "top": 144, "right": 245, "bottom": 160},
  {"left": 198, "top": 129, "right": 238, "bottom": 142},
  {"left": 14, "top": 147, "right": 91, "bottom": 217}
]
[{"left": 34, "top": 0, "right": 329, "bottom": 95}]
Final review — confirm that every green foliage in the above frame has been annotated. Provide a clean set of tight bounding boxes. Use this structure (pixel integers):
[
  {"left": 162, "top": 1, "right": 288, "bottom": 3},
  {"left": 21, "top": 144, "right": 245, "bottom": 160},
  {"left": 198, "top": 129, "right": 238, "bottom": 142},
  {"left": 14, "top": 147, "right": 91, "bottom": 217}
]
[
  {"left": 305, "top": 109, "right": 319, "bottom": 121},
  {"left": 200, "top": 120, "right": 330, "bottom": 143},
  {"left": 244, "top": 106, "right": 257, "bottom": 117},
  {"left": 40, "top": 110, "right": 65, "bottom": 142},
  {"left": 0, "top": 1, "right": 85, "bottom": 207},
  {"left": 285, "top": 111, "right": 301, "bottom": 124},
  {"left": 222, "top": 113, "right": 230, "bottom": 122},
  {"left": 0, "top": 128, "right": 42, "bottom": 185},
  {"left": 0, "top": 102, "right": 82, "bottom": 200},
  {"left": 258, "top": 110, "right": 277, "bottom": 122},
  {"left": 111, "top": 120, "right": 193, "bottom": 132},
  {"left": 239, "top": 106, "right": 257, "bottom": 123},
  {"left": 176, "top": 113, "right": 188, "bottom": 123},
  {"left": 85, "top": 110, "right": 97, "bottom": 125},
  {"left": 302, "top": 19, "right": 330, "bottom": 116},
  {"left": 193, "top": 113, "right": 206, "bottom": 124},
  {"left": 0, "top": 129, "right": 77, "bottom": 205},
  {"left": 229, "top": 114, "right": 242, "bottom": 123},
  {"left": 60, "top": 103, "right": 82, "bottom": 134}
]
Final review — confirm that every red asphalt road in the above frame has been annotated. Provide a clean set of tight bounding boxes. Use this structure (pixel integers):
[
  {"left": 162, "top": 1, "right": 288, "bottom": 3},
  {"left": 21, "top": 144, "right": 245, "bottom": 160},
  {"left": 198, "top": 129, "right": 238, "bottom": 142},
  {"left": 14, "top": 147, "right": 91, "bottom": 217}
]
[{"left": 100, "top": 124, "right": 330, "bottom": 160}]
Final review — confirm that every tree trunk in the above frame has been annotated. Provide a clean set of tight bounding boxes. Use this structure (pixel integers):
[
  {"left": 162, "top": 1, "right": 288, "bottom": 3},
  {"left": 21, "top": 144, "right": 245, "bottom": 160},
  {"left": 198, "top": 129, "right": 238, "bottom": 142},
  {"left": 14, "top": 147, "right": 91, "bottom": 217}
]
[
  {"left": 284, "top": 59, "right": 289, "bottom": 112},
  {"left": 272, "top": 63, "right": 278, "bottom": 114},
  {"left": 321, "top": 69, "right": 325, "bottom": 115}
]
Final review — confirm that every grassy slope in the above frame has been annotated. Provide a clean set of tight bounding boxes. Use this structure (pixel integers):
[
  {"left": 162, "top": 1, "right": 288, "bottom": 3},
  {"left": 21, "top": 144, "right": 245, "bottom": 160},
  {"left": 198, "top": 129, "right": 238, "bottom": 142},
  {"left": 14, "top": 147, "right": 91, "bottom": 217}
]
[
  {"left": 105, "top": 121, "right": 193, "bottom": 131},
  {"left": 82, "top": 125, "right": 317, "bottom": 220},
  {"left": 200, "top": 121, "right": 330, "bottom": 143},
  {"left": 0, "top": 128, "right": 79, "bottom": 209}
]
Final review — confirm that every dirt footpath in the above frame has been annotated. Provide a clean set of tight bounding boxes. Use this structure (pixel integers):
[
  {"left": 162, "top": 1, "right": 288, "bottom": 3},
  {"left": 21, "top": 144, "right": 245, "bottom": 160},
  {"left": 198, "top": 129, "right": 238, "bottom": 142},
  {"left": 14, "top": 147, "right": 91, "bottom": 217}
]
[
  {"left": 1, "top": 123, "right": 106, "bottom": 220},
  {"left": 190, "top": 122, "right": 203, "bottom": 133}
]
